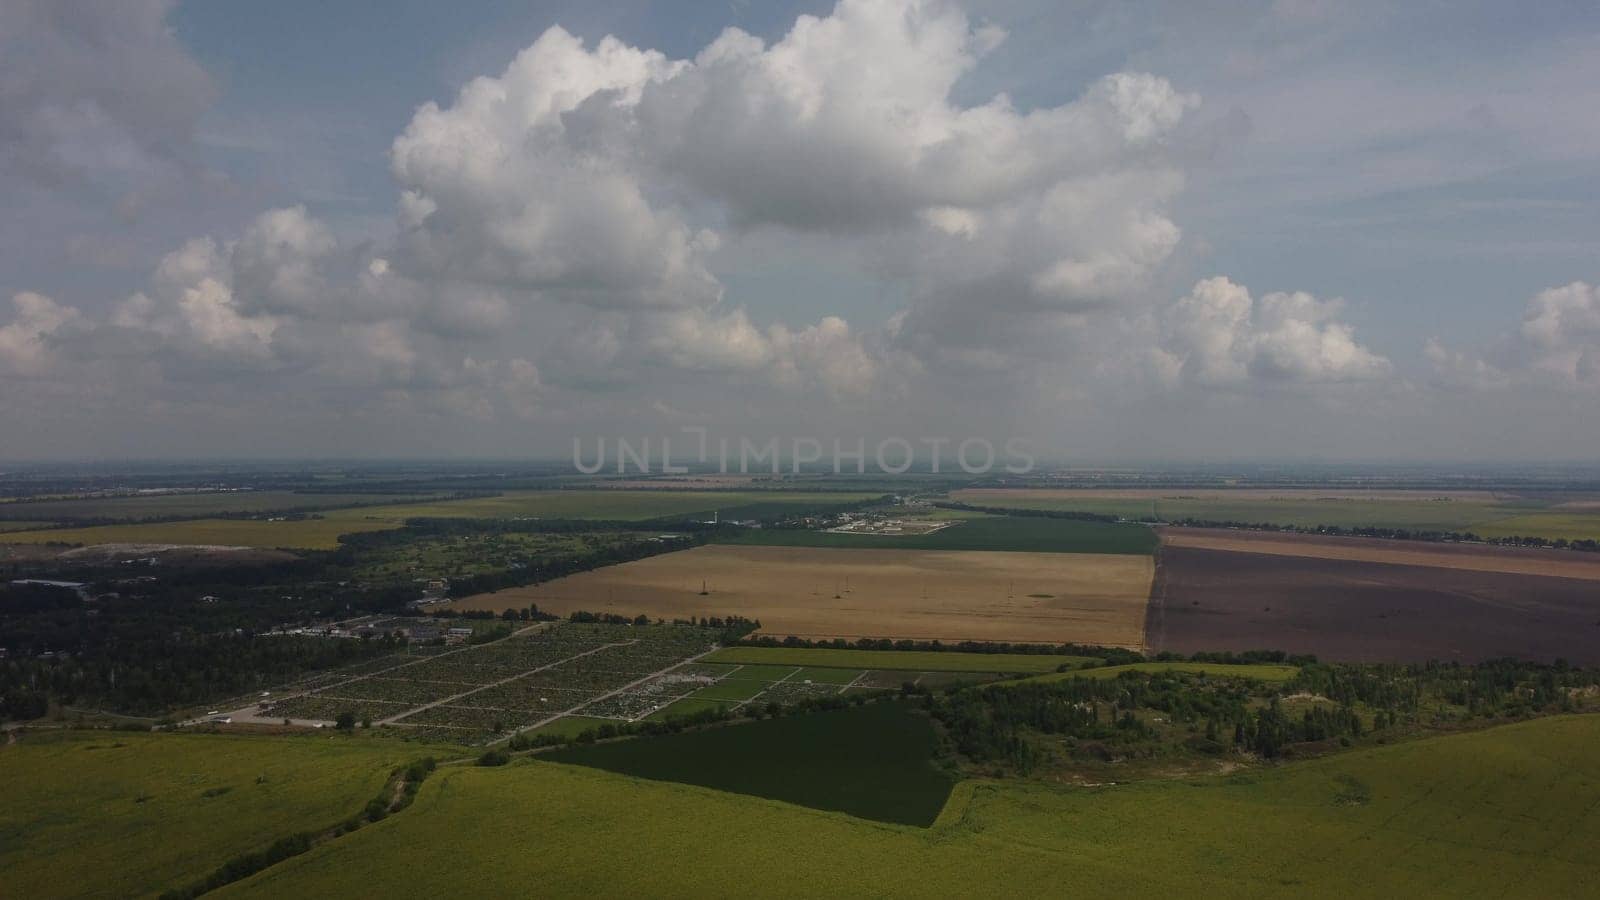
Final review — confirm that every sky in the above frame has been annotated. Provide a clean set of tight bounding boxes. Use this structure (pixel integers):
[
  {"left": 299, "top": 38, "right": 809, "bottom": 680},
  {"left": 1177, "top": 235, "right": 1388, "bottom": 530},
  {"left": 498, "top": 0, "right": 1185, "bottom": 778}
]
[{"left": 2, "top": 0, "right": 1598, "bottom": 462}]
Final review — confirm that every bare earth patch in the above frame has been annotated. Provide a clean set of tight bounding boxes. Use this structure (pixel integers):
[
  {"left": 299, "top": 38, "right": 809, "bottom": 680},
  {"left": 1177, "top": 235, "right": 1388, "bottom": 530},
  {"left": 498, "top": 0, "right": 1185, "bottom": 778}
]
[
  {"left": 956, "top": 487, "right": 1513, "bottom": 502},
  {"left": 1158, "top": 527, "right": 1600, "bottom": 581},
  {"left": 1149, "top": 544, "right": 1600, "bottom": 664},
  {"left": 453, "top": 545, "right": 1154, "bottom": 647}
]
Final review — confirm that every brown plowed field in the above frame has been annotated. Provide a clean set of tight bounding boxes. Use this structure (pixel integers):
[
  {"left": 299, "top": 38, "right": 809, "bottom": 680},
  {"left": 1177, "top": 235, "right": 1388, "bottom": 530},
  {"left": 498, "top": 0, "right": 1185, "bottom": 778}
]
[
  {"left": 1149, "top": 545, "right": 1600, "bottom": 664},
  {"left": 1158, "top": 527, "right": 1600, "bottom": 581},
  {"left": 453, "top": 545, "right": 1154, "bottom": 647}
]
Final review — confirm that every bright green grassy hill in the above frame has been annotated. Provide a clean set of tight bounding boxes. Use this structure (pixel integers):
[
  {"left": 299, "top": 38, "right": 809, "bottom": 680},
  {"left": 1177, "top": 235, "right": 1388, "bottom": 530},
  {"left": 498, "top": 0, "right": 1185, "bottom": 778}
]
[
  {"left": 0, "top": 731, "right": 442, "bottom": 899},
  {"left": 220, "top": 714, "right": 1600, "bottom": 898}
]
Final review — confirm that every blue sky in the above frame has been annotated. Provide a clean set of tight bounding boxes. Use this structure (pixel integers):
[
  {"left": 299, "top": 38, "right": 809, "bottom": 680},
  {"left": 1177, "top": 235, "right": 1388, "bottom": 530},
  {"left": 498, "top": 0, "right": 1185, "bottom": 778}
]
[{"left": 2, "top": 0, "right": 1598, "bottom": 460}]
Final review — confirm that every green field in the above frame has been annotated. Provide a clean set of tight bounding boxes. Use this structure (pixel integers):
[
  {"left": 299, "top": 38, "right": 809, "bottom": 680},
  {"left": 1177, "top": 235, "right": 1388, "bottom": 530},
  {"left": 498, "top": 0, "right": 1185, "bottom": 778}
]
[
  {"left": 1004, "top": 661, "right": 1300, "bottom": 685},
  {"left": 0, "top": 516, "right": 399, "bottom": 550},
  {"left": 713, "top": 514, "right": 1157, "bottom": 555},
  {"left": 716, "top": 662, "right": 806, "bottom": 681},
  {"left": 0, "top": 491, "right": 442, "bottom": 523},
  {"left": 219, "top": 714, "right": 1600, "bottom": 897},
  {"left": 690, "top": 679, "right": 772, "bottom": 702},
  {"left": 706, "top": 646, "right": 1097, "bottom": 673},
  {"left": 0, "top": 520, "right": 53, "bottom": 532},
  {"left": 642, "top": 697, "right": 733, "bottom": 721},
  {"left": 0, "top": 490, "right": 883, "bottom": 550},
  {"left": 0, "top": 731, "right": 441, "bottom": 899},
  {"left": 1471, "top": 512, "right": 1600, "bottom": 541},
  {"left": 951, "top": 489, "right": 1600, "bottom": 541},
  {"left": 321, "top": 490, "right": 884, "bottom": 523},
  {"left": 541, "top": 702, "right": 955, "bottom": 826},
  {"left": 524, "top": 716, "right": 614, "bottom": 740},
  {"left": 793, "top": 666, "right": 862, "bottom": 685}
]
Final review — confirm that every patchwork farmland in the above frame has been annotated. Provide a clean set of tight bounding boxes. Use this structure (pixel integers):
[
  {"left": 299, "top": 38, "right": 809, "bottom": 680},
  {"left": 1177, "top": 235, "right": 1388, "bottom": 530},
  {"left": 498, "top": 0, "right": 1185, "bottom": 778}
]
[
  {"left": 250, "top": 623, "right": 723, "bottom": 743},
  {"left": 240, "top": 626, "right": 1058, "bottom": 744},
  {"left": 452, "top": 544, "right": 1157, "bottom": 646},
  {"left": 0, "top": 489, "right": 884, "bottom": 550},
  {"left": 951, "top": 487, "right": 1600, "bottom": 542}
]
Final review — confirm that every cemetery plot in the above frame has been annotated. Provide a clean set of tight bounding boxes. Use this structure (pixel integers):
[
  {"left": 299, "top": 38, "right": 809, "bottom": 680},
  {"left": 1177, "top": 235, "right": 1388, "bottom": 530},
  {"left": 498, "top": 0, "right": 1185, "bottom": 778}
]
[{"left": 250, "top": 622, "right": 720, "bottom": 741}]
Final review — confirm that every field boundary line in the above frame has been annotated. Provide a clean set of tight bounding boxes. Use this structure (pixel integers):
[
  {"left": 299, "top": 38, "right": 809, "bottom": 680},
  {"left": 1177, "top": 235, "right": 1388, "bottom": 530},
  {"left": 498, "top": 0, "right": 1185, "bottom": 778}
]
[
  {"left": 838, "top": 671, "right": 867, "bottom": 694},
  {"left": 376, "top": 639, "right": 637, "bottom": 725},
  {"left": 733, "top": 665, "right": 803, "bottom": 711},
  {"left": 198, "top": 620, "right": 557, "bottom": 726},
  {"left": 495, "top": 647, "right": 720, "bottom": 742}
]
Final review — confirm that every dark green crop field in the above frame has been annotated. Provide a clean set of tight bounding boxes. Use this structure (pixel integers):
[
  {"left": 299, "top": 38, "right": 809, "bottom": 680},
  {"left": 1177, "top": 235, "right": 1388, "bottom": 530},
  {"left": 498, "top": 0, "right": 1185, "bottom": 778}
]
[
  {"left": 540, "top": 702, "right": 954, "bottom": 826},
  {"left": 712, "top": 514, "right": 1157, "bottom": 555}
]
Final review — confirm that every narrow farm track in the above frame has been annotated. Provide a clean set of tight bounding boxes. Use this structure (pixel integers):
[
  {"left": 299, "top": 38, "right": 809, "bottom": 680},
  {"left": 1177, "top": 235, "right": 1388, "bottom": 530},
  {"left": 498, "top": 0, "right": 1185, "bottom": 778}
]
[
  {"left": 375, "top": 639, "right": 639, "bottom": 726},
  {"left": 202, "top": 620, "right": 558, "bottom": 726},
  {"left": 496, "top": 646, "right": 719, "bottom": 742}
]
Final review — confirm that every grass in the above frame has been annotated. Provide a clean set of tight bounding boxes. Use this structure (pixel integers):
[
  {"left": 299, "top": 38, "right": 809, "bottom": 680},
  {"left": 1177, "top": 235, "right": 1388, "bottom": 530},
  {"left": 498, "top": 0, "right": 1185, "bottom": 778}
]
[
  {"left": 0, "top": 517, "right": 398, "bottom": 550},
  {"left": 952, "top": 488, "right": 1600, "bottom": 541},
  {"left": 540, "top": 702, "right": 955, "bottom": 826},
  {"left": 714, "top": 514, "right": 1157, "bottom": 555},
  {"left": 0, "top": 490, "right": 884, "bottom": 549},
  {"left": 793, "top": 667, "right": 862, "bottom": 685},
  {"left": 0, "top": 491, "right": 442, "bottom": 523},
  {"left": 1001, "top": 661, "right": 1301, "bottom": 686},
  {"left": 706, "top": 646, "right": 1098, "bottom": 673},
  {"left": 318, "top": 490, "right": 884, "bottom": 523},
  {"left": 523, "top": 716, "right": 614, "bottom": 740},
  {"left": 690, "top": 679, "right": 772, "bottom": 702},
  {"left": 643, "top": 697, "right": 734, "bottom": 721},
  {"left": 717, "top": 663, "right": 804, "bottom": 681},
  {"left": 218, "top": 714, "right": 1600, "bottom": 897},
  {"left": 1471, "top": 512, "right": 1600, "bottom": 541},
  {"left": 0, "top": 730, "right": 441, "bottom": 899}
]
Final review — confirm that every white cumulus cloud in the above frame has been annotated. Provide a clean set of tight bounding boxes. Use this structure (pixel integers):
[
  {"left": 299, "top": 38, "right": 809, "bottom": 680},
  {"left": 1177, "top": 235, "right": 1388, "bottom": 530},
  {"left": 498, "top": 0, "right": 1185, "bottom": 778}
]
[{"left": 1155, "top": 276, "right": 1390, "bottom": 386}]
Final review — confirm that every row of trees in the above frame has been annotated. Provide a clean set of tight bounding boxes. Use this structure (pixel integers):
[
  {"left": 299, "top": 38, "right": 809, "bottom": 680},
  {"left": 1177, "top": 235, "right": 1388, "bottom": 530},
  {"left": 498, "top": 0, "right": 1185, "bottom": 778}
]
[{"left": 921, "top": 658, "right": 1600, "bottom": 774}]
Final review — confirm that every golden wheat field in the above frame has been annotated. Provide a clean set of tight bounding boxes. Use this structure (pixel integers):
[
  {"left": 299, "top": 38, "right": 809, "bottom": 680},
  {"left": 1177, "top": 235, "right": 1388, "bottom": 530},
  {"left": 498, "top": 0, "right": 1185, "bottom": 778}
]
[{"left": 453, "top": 545, "right": 1154, "bottom": 646}]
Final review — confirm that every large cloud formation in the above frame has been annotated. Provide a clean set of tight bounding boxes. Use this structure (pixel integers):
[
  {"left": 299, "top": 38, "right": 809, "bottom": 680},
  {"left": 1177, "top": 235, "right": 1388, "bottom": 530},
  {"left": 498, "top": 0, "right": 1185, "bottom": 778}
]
[
  {"left": 2, "top": 0, "right": 1452, "bottom": 455},
  {"left": 1154, "top": 276, "right": 1390, "bottom": 387},
  {"left": 1429, "top": 282, "right": 1600, "bottom": 390},
  {"left": 381, "top": 0, "right": 1204, "bottom": 392}
]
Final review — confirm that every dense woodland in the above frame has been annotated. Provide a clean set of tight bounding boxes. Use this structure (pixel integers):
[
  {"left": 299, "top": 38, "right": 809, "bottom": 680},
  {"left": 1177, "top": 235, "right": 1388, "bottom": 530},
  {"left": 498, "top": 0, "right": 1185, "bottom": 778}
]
[
  {"left": 921, "top": 659, "right": 1600, "bottom": 775},
  {"left": 0, "top": 493, "right": 872, "bottom": 721}
]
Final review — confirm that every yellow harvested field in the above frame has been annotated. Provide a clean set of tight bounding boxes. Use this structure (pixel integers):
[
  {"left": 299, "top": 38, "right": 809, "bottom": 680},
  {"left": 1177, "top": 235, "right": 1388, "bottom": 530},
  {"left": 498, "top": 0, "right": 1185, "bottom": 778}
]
[
  {"left": 1159, "top": 527, "right": 1600, "bottom": 581},
  {"left": 453, "top": 545, "right": 1155, "bottom": 647}
]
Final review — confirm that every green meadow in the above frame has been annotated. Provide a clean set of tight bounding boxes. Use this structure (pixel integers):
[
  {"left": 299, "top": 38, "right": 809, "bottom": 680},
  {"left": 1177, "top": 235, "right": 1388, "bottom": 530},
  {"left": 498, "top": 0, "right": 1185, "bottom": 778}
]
[
  {"left": 0, "top": 731, "right": 441, "bottom": 899},
  {"left": 0, "top": 490, "right": 884, "bottom": 550},
  {"left": 0, "top": 516, "right": 399, "bottom": 550},
  {"left": 218, "top": 714, "right": 1600, "bottom": 897},
  {"left": 706, "top": 646, "right": 1097, "bottom": 673},
  {"left": 951, "top": 489, "right": 1600, "bottom": 541},
  {"left": 541, "top": 703, "right": 955, "bottom": 826},
  {"left": 1004, "top": 661, "right": 1302, "bottom": 685},
  {"left": 0, "top": 491, "right": 442, "bottom": 523}
]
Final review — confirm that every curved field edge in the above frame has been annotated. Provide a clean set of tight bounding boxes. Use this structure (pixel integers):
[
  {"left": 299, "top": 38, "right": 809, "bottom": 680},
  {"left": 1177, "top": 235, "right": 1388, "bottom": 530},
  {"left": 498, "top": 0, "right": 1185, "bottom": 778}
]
[
  {"left": 995, "top": 661, "right": 1302, "bottom": 686},
  {"left": 217, "top": 714, "right": 1600, "bottom": 898},
  {"left": 0, "top": 731, "right": 449, "bottom": 899},
  {"left": 539, "top": 703, "right": 955, "bottom": 826},
  {"left": 704, "top": 646, "right": 1099, "bottom": 673}
]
